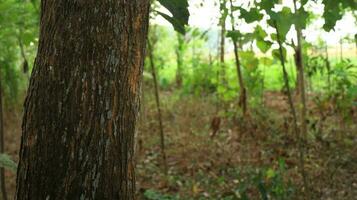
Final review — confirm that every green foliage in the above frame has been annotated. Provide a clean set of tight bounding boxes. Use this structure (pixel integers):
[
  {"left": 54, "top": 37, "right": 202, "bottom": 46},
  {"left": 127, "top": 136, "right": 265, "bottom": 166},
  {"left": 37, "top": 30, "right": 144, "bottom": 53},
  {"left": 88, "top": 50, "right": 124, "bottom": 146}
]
[
  {"left": 219, "top": 0, "right": 229, "bottom": 27},
  {"left": 226, "top": 30, "right": 243, "bottom": 42},
  {"left": 238, "top": 7, "right": 264, "bottom": 24},
  {"left": 0, "top": 0, "right": 38, "bottom": 102},
  {"left": 240, "top": 51, "right": 264, "bottom": 105},
  {"left": 305, "top": 55, "right": 327, "bottom": 78},
  {"left": 183, "top": 62, "right": 217, "bottom": 96},
  {"left": 258, "top": 0, "right": 280, "bottom": 12},
  {"left": 329, "top": 60, "right": 357, "bottom": 117},
  {"left": 157, "top": 0, "right": 190, "bottom": 34},
  {"left": 272, "top": 48, "right": 287, "bottom": 62},
  {"left": 222, "top": 160, "right": 295, "bottom": 200},
  {"left": 294, "top": 7, "right": 309, "bottom": 29},
  {"left": 144, "top": 189, "right": 180, "bottom": 200},
  {"left": 254, "top": 26, "right": 272, "bottom": 53},
  {"left": 322, "top": 0, "right": 357, "bottom": 31},
  {"left": 267, "top": 7, "right": 295, "bottom": 42},
  {"left": 0, "top": 153, "right": 17, "bottom": 173}
]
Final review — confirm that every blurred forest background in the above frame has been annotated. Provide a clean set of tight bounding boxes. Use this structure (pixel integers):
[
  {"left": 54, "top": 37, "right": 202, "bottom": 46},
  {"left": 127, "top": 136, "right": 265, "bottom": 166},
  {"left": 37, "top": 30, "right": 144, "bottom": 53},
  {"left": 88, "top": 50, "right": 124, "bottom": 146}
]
[{"left": 0, "top": 0, "right": 356, "bottom": 199}]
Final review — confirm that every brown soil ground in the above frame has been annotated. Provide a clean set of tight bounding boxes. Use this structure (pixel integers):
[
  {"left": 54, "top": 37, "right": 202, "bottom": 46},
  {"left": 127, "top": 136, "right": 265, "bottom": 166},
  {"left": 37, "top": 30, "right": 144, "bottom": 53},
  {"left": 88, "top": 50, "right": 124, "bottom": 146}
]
[{"left": 3, "top": 91, "right": 357, "bottom": 199}]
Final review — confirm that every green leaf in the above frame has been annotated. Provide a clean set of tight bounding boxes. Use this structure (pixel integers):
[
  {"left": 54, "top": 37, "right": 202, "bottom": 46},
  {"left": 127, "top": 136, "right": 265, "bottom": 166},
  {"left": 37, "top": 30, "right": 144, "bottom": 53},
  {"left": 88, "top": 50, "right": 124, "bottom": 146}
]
[
  {"left": 260, "top": 57, "right": 274, "bottom": 66},
  {"left": 258, "top": 0, "right": 279, "bottom": 12},
  {"left": 322, "top": 0, "right": 343, "bottom": 31},
  {"left": 266, "top": 168, "right": 276, "bottom": 179},
  {"left": 157, "top": 0, "right": 190, "bottom": 35},
  {"left": 0, "top": 154, "right": 17, "bottom": 173},
  {"left": 157, "top": 11, "right": 186, "bottom": 35},
  {"left": 253, "top": 25, "right": 272, "bottom": 53},
  {"left": 239, "top": 8, "right": 264, "bottom": 23},
  {"left": 272, "top": 48, "right": 287, "bottom": 61},
  {"left": 267, "top": 7, "right": 294, "bottom": 41},
  {"left": 301, "top": 0, "right": 309, "bottom": 6},
  {"left": 241, "top": 51, "right": 259, "bottom": 70},
  {"left": 226, "top": 30, "right": 243, "bottom": 42},
  {"left": 294, "top": 7, "right": 309, "bottom": 29},
  {"left": 322, "top": 0, "right": 356, "bottom": 31},
  {"left": 254, "top": 25, "right": 268, "bottom": 39},
  {"left": 257, "top": 39, "right": 273, "bottom": 53}
]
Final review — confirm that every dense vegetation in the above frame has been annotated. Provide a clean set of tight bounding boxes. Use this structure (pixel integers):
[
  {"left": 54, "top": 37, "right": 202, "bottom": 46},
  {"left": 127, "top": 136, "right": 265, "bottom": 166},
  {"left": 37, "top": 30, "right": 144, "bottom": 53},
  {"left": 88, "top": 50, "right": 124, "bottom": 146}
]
[{"left": 0, "top": 0, "right": 356, "bottom": 199}]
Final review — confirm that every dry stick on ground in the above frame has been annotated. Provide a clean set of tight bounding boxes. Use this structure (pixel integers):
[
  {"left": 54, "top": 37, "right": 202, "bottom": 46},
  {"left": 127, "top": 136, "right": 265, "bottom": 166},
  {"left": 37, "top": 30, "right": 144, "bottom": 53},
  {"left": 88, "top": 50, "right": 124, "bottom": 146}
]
[
  {"left": 147, "top": 40, "right": 168, "bottom": 174},
  {"left": 273, "top": 21, "right": 309, "bottom": 198},
  {"left": 292, "top": 0, "right": 311, "bottom": 197},
  {"left": 229, "top": 0, "right": 248, "bottom": 116},
  {"left": 0, "top": 71, "right": 7, "bottom": 200}
]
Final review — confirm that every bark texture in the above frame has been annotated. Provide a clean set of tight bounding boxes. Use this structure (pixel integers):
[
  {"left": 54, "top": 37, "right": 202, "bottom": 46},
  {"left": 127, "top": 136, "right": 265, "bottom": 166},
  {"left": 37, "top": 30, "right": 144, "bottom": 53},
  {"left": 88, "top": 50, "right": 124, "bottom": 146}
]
[{"left": 16, "top": 1, "right": 150, "bottom": 199}]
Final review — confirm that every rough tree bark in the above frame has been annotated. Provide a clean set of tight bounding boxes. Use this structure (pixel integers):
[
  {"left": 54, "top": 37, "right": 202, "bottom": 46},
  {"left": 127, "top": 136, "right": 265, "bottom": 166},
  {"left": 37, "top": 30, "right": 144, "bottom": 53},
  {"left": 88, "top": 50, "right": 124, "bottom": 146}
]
[{"left": 15, "top": 1, "right": 150, "bottom": 199}]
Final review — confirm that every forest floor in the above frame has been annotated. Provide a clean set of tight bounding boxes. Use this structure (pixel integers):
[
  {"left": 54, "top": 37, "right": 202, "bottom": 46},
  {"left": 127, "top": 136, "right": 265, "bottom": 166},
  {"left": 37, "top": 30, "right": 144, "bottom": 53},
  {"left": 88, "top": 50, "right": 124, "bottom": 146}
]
[{"left": 3, "top": 91, "right": 357, "bottom": 199}]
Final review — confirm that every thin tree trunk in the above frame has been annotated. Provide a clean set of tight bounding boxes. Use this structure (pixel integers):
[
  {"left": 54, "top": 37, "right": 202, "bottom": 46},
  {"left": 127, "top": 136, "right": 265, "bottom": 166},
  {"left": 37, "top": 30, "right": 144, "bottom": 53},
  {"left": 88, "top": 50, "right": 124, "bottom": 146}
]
[
  {"left": 261, "top": 64, "right": 266, "bottom": 105},
  {"left": 355, "top": 34, "right": 357, "bottom": 57},
  {"left": 294, "top": 53, "right": 300, "bottom": 93},
  {"left": 229, "top": 0, "right": 247, "bottom": 115},
  {"left": 292, "top": 0, "right": 310, "bottom": 197},
  {"left": 340, "top": 37, "right": 343, "bottom": 62},
  {"left": 147, "top": 40, "right": 167, "bottom": 174},
  {"left": 274, "top": 22, "right": 299, "bottom": 137},
  {"left": 275, "top": 20, "right": 309, "bottom": 198},
  {"left": 175, "top": 33, "right": 184, "bottom": 88},
  {"left": 0, "top": 71, "right": 8, "bottom": 200},
  {"left": 325, "top": 45, "right": 331, "bottom": 92},
  {"left": 15, "top": 1, "right": 150, "bottom": 199},
  {"left": 18, "top": 35, "right": 30, "bottom": 81},
  {"left": 220, "top": 0, "right": 227, "bottom": 85},
  {"left": 217, "top": 0, "right": 227, "bottom": 112}
]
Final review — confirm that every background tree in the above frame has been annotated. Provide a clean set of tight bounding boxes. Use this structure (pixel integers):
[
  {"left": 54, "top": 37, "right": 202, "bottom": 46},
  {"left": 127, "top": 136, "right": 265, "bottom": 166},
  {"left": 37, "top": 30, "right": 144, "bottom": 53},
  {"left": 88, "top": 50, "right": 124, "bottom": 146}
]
[
  {"left": 147, "top": 27, "right": 168, "bottom": 174},
  {"left": 0, "top": 70, "right": 7, "bottom": 200},
  {"left": 227, "top": 0, "right": 248, "bottom": 115}
]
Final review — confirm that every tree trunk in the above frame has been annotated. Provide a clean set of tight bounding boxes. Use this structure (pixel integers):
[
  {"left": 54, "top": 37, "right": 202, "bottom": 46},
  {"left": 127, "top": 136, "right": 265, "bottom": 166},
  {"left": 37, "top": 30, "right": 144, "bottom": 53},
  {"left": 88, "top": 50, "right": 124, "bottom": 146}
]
[
  {"left": 325, "top": 45, "right": 331, "bottom": 92},
  {"left": 294, "top": 51, "right": 301, "bottom": 93},
  {"left": 340, "top": 37, "right": 343, "bottom": 62},
  {"left": 229, "top": 0, "right": 247, "bottom": 115},
  {"left": 219, "top": 0, "right": 227, "bottom": 85},
  {"left": 147, "top": 40, "right": 167, "bottom": 174},
  {"left": 0, "top": 70, "right": 8, "bottom": 200},
  {"left": 175, "top": 33, "right": 184, "bottom": 88},
  {"left": 293, "top": 0, "right": 310, "bottom": 197},
  {"left": 15, "top": 1, "right": 150, "bottom": 199}
]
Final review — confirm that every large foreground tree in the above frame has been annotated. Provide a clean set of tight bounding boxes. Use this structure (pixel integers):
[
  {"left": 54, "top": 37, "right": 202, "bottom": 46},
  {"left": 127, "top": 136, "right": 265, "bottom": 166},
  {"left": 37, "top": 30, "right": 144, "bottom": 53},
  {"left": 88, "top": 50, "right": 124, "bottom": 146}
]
[{"left": 15, "top": 1, "right": 150, "bottom": 199}]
